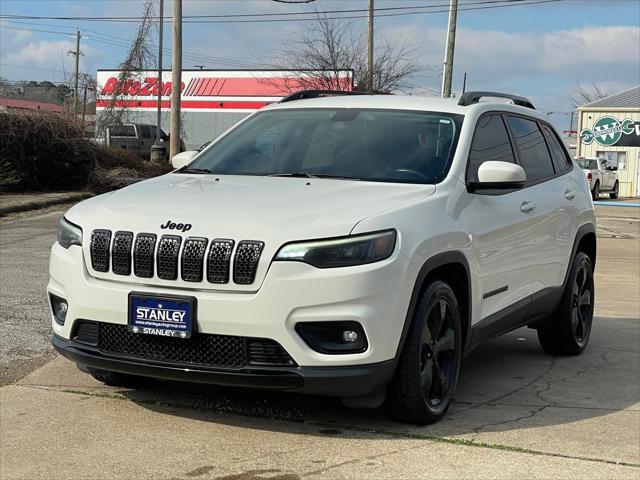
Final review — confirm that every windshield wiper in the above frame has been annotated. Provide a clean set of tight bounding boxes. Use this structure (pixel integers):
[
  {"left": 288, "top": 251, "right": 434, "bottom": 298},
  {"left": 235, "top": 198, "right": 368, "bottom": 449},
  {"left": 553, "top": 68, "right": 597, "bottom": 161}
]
[
  {"left": 268, "top": 172, "right": 313, "bottom": 178},
  {"left": 179, "top": 167, "right": 213, "bottom": 174},
  {"left": 269, "top": 172, "right": 360, "bottom": 180}
]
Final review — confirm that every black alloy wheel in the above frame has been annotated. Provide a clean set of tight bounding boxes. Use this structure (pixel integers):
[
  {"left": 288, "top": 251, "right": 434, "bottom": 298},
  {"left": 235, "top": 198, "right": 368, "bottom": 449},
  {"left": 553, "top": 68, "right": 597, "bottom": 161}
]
[
  {"left": 538, "top": 252, "right": 594, "bottom": 355},
  {"left": 570, "top": 260, "right": 594, "bottom": 348},
  {"left": 388, "top": 280, "right": 462, "bottom": 424},
  {"left": 420, "top": 298, "right": 458, "bottom": 407}
]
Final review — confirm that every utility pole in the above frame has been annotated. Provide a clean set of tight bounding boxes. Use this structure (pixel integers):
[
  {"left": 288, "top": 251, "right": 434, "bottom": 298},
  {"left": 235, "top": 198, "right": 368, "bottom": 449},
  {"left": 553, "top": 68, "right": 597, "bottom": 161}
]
[
  {"left": 441, "top": 0, "right": 458, "bottom": 98},
  {"left": 367, "top": 0, "right": 374, "bottom": 94},
  {"left": 570, "top": 111, "right": 575, "bottom": 132},
  {"left": 170, "top": 0, "right": 182, "bottom": 159},
  {"left": 170, "top": 0, "right": 182, "bottom": 158},
  {"left": 71, "top": 30, "right": 81, "bottom": 116},
  {"left": 156, "top": 0, "right": 164, "bottom": 143},
  {"left": 81, "top": 77, "right": 88, "bottom": 126}
]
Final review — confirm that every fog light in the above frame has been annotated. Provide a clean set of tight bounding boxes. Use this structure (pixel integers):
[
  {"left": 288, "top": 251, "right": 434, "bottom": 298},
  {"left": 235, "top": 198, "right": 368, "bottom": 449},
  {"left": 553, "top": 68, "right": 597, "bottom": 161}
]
[
  {"left": 50, "top": 294, "right": 68, "bottom": 325},
  {"left": 296, "top": 321, "right": 367, "bottom": 354},
  {"left": 342, "top": 330, "right": 358, "bottom": 342}
]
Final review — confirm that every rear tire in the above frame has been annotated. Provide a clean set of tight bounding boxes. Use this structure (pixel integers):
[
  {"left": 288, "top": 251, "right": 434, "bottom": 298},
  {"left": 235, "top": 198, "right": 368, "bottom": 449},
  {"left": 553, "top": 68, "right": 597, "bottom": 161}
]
[
  {"left": 591, "top": 181, "right": 600, "bottom": 200},
  {"left": 387, "top": 281, "right": 462, "bottom": 424},
  {"left": 610, "top": 181, "right": 619, "bottom": 199},
  {"left": 87, "top": 368, "right": 150, "bottom": 388},
  {"left": 537, "top": 252, "right": 594, "bottom": 355}
]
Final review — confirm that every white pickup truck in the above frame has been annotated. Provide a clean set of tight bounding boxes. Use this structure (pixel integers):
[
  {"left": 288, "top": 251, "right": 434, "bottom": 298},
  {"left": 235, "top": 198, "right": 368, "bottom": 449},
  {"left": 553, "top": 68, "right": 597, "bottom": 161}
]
[{"left": 576, "top": 157, "right": 619, "bottom": 200}]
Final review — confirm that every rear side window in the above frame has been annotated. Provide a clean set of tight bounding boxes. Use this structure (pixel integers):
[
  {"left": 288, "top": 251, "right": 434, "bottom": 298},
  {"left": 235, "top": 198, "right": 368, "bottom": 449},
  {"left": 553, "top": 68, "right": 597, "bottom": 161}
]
[
  {"left": 467, "top": 114, "right": 516, "bottom": 182},
  {"left": 541, "top": 124, "right": 571, "bottom": 172},
  {"left": 506, "top": 116, "right": 555, "bottom": 184},
  {"left": 139, "top": 125, "right": 152, "bottom": 138},
  {"left": 109, "top": 125, "right": 135, "bottom": 137}
]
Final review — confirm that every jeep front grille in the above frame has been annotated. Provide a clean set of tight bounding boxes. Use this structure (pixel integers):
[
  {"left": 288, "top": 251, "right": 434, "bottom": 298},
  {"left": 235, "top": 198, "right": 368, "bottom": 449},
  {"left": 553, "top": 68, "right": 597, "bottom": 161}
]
[
  {"left": 207, "top": 239, "right": 234, "bottom": 284},
  {"left": 90, "top": 230, "right": 111, "bottom": 272},
  {"left": 89, "top": 230, "right": 264, "bottom": 285},
  {"left": 234, "top": 241, "right": 264, "bottom": 284},
  {"left": 112, "top": 231, "right": 133, "bottom": 275},
  {"left": 72, "top": 321, "right": 296, "bottom": 368},
  {"left": 181, "top": 238, "right": 208, "bottom": 282},
  {"left": 133, "top": 233, "right": 157, "bottom": 278},
  {"left": 157, "top": 235, "right": 181, "bottom": 280}
]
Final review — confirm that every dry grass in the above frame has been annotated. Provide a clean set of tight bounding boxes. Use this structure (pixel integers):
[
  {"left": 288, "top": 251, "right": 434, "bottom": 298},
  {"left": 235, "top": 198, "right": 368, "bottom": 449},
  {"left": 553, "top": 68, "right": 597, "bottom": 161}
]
[{"left": 0, "top": 109, "right": 171, "bottom": 193}]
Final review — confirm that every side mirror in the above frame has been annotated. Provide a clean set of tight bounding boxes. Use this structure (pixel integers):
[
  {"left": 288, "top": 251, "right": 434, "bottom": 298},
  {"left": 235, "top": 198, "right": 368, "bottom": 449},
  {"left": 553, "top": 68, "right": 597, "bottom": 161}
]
[
  {"left": 171, "top": 150, "right": 198, "bottom": 169},
  {"left": 468, "top": 161, "right": 526, "bottom": 191}
]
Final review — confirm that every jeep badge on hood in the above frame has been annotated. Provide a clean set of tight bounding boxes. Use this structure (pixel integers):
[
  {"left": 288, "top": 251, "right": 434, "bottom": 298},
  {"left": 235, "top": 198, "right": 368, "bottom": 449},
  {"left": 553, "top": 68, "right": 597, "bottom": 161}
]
[{"left": 160, "top": 220, "right": 192, "bottom": 232}]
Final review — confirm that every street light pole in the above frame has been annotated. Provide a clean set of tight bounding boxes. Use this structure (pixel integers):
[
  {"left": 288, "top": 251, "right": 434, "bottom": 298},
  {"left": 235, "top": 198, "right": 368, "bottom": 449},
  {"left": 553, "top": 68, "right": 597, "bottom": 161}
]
[
  {"left": 155, "top": 0, "right": 164, "bottom": 143},
  {"left": 441, "top": 0, "right": 458, "bottom": 98},
  {"left": 170, "top": 0, "right": 182, "bottom": 159},
  {"left": 367, "top": 0, "right": 374, "bottom": 94}
]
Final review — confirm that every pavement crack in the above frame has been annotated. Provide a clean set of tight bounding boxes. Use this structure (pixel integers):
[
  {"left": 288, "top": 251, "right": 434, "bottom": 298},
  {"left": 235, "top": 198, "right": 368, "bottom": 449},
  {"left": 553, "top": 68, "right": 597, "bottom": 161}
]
[
  {"left": 470, "top": 405, "right": 548, "bottom": 440},
  {"left": 468, "top": 357, "right": 558, "bottom": 409}
]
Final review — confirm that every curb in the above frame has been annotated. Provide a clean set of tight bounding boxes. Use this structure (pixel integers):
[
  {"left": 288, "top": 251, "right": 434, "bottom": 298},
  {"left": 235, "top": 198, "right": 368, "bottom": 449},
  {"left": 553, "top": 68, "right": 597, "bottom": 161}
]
[{"left": 0, "top": 192, "right": 93, "bottom": 216}]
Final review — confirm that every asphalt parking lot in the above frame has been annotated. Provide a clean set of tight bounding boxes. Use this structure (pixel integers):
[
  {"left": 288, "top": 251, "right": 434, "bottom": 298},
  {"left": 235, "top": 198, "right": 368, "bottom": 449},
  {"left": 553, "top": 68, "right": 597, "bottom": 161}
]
[{"left": 1, "top": 201, "right": 639, "bottom": 479}]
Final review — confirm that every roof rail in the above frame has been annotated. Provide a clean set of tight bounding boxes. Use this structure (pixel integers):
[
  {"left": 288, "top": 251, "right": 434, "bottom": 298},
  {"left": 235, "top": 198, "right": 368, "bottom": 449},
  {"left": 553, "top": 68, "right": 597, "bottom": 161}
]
[
  {"left": 278, "top": 89, "right": 368, "bottom": 103},
  {"left": 458, "top": 91, "right": 535, "bottom": 110}
]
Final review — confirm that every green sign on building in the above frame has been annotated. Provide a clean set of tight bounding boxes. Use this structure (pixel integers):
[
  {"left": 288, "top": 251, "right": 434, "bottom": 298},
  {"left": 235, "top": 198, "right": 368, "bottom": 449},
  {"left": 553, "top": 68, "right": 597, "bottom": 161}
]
[{"left": 580, "top": 116, "right": 636, "bottom": 146}]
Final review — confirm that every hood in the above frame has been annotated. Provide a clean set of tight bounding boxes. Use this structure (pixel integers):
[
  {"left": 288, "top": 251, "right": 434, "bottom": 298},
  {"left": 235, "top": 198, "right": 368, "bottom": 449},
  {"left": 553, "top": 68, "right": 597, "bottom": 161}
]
[{"left": 68, "top": 173, "right": 435, "bottom": 290}]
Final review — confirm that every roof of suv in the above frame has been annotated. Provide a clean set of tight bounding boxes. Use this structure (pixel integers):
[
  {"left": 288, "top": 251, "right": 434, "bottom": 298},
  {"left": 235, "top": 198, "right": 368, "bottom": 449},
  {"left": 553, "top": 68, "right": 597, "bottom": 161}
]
[{"left": 263, "top": 93, "right": 543, "bottom": 119}]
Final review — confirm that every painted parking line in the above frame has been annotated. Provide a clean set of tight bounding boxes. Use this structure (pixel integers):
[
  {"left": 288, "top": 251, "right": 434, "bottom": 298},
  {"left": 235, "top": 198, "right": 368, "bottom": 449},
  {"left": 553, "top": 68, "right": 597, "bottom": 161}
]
[{"left": 594, "top": 201, "right": 640, "bottom": 207}]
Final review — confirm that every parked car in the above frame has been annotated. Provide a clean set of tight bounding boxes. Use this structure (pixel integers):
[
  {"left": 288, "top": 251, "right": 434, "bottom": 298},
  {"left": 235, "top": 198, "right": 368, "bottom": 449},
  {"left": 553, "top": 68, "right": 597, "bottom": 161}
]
[
  {"left": 96, "top": 123, "right": 185, "bottom": 158},
  {"left": 50, "top": 91, "right": 596, "bottom": 424},
  {"left": 576, "top": 156, "right": 619, "bottom": 200}
]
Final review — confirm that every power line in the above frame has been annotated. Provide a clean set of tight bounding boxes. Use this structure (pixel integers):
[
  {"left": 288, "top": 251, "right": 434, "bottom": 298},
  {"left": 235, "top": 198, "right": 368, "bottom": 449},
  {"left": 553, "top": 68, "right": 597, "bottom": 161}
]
[{"left": 0, "top": 0, "right": 564, "bottom": 23}]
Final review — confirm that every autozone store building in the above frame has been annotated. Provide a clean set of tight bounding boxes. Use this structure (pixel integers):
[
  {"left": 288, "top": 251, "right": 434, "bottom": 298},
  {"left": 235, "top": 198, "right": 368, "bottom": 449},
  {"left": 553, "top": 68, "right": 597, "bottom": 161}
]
[
  {"left": 96, "top": 69, "right": 353, "bottom": 150},
  {"left": 577, "top": 85, "right": 640, "bottom": 198}
]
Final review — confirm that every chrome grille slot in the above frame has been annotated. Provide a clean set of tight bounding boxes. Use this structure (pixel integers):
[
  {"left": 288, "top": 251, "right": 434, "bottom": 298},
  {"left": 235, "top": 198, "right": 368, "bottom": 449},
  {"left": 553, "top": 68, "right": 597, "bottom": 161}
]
[
  {"left": 133, "top": 233, "right": 157, "bottom": 278},
  {"left": 233, "top": 241, "right": 264, "bottom": 285},
  {"left": 90, "top": 230, "right": 111, "bottom": 272},
  {"left": 112, "top": 231, "right": 133, "bottom": 275},
  {"left": 181, "top": 238, "right": 208, "bottom": 282},
  {"left": 207, "top": 239, "right": 234, "bottom": 284},
  {"left": 157, "top": 235, "right": 182, "bottom": 280}
]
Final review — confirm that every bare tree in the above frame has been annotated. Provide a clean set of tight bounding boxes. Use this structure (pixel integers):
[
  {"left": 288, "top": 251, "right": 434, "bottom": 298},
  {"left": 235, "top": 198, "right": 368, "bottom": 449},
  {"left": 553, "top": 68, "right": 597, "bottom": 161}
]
[
  {"left": 97, "top": 0, "right": 157, "bottom": 133},
  {"left": 263, "top": 12, "right": 421, "bottom": 94},
  {"left": 570, "top": 82, "right": 610, "bottom": 108}
]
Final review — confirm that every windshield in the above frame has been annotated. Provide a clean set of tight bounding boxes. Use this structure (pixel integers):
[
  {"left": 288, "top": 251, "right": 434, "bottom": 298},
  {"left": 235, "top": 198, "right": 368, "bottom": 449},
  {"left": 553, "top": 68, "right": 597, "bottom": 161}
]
[{"left": 186, "top": 108, "right": 463, "bottom": 184}]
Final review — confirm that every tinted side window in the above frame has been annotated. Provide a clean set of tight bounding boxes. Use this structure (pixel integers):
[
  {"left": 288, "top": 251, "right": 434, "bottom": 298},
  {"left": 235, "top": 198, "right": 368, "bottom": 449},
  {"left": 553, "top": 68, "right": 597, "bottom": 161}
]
[
  {"left": 589, "top": 160, "right": 598, "bottom": 170},
  {"left": 467, "top": 114, "right": 515, "bottom": 182},
  {"left": 541, "top": 124, "right": 571, "bottom": 172},
  {"left": 109, "top": 125, "right": 135, "bottom": 137},
  {"left": 506, "top": 116, "right": 555, "bottom": 184}
]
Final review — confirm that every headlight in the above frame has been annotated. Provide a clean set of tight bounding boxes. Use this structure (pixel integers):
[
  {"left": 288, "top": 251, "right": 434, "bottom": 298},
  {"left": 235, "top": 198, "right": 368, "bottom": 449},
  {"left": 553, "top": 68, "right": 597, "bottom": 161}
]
[
  {"left": 275, "top": 230, "right": 396, "bottom": 268},
  {"left": 58, "top": 217, "right": 83, "bottom": 249}
]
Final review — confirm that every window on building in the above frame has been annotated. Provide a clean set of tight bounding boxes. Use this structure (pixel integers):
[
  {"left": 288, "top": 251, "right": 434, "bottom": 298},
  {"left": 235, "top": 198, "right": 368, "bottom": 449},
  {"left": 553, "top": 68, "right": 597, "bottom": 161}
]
[
  {"left": 467, "top": 114, "right": 516, "bottom": 182},
  {"left": 506, "top": 116, "right": 556, "bottom": 184}
]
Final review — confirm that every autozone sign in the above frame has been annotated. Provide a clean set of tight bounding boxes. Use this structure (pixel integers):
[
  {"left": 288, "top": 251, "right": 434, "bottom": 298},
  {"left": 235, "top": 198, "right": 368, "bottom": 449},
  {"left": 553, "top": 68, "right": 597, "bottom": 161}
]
[{"left": 96, "top": 70, "right": 353, "bottom": 112}]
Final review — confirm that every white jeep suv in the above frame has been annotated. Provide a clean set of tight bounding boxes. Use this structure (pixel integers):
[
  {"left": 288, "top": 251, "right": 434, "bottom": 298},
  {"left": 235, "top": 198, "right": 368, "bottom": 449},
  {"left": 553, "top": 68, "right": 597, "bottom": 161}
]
[{"left": 49, "top": 91, "right": 596, "bottom": 424}]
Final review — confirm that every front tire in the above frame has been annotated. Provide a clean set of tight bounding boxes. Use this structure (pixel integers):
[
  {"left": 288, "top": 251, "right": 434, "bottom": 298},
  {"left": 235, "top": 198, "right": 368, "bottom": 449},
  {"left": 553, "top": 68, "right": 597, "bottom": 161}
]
[
  {"left": 537, "top": 252, "right": 594, "bottom": 355},
  {"left": 388, "top": 281, "right": 462, "bottom": 424},
  {"left": 610, "top": 181, "right": 619, "bottom": 199}
]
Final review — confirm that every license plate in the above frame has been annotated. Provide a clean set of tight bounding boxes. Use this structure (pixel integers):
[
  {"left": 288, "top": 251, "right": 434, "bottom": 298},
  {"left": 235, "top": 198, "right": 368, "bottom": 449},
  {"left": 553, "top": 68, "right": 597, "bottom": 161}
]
[{"left": 128, "top": 293, "right": 196, "bottom": 338}]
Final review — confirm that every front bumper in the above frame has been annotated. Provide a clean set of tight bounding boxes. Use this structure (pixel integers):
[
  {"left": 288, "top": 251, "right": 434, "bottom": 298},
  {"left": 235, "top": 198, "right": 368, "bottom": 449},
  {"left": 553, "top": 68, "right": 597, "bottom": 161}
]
[
  {"left": 52, "top": 335, "right": 396, "bottom": 396},
  {"left": 48, "top": 242, "right": 416, "bottom": 367}
]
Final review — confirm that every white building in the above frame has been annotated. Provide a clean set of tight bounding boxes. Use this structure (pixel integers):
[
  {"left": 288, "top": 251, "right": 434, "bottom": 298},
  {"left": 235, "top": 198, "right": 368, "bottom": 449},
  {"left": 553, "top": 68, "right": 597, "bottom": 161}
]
[
  {"left": 577, "top": 86, "right": 640, "bottom": 198},
  {"left": 96, "top": 69, "right": 353, "bottom": 150}
]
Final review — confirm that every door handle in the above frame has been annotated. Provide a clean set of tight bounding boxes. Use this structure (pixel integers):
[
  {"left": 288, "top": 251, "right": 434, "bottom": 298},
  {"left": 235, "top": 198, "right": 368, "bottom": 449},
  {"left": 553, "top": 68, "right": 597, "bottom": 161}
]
[
  {"left": 564, "top": 190, "right": 576, "bottom": 200},
  {"left": 520, "top": 201, "right": 536, "bottom": 213}
]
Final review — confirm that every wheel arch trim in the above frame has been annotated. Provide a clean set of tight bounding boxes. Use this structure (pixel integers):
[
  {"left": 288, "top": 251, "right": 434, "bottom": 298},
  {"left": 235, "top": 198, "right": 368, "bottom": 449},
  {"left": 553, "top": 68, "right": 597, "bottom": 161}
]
[{"left": 395, "top": 251, "right": 472, "bottom": 359}]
